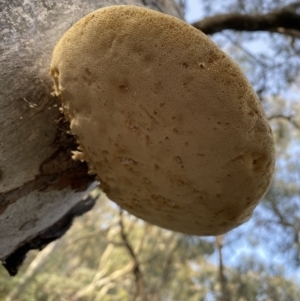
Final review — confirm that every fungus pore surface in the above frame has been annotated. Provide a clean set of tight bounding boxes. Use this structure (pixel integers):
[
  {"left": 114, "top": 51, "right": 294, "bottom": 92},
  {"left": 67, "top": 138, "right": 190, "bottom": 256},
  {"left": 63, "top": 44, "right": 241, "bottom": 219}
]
[{"left": 50, "top": 5, "right": 275, "bottom": 235}]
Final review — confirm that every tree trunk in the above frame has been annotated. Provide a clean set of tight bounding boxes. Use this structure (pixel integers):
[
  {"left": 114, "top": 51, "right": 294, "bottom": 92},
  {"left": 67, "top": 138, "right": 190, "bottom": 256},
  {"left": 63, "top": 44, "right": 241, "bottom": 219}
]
[{"left": 0, "top": 0, "right": 183, "bottom": 275}]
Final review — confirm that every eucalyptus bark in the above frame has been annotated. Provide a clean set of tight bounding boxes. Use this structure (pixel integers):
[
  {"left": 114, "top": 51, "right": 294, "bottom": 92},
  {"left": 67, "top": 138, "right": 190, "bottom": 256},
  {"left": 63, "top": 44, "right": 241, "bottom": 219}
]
[{"left": 0, "top": 0, "right": 183, "bottom": 275}]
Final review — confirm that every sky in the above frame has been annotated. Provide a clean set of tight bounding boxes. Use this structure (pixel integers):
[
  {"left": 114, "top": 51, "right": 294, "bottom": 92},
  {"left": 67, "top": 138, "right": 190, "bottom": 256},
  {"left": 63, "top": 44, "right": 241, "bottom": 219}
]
[
  {"left": 182, "top": 0, "right": 300, "bottom": 282},
  {"left": 184, "top": 0, "right": 206, "bottom": 23}
]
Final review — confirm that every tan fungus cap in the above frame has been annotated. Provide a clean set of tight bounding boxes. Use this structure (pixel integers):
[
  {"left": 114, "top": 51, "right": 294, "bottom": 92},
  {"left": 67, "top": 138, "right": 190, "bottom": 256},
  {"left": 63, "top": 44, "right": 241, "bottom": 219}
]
[{"left": 50, "top": 5, "right": 275, "bottom": 235}]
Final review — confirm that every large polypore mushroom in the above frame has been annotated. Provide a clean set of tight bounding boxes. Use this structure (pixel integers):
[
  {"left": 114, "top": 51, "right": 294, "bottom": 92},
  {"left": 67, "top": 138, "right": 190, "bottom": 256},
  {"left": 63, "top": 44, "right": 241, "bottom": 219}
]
[{"left": 50, "top": 5, "right": 275, "bottom": 235}]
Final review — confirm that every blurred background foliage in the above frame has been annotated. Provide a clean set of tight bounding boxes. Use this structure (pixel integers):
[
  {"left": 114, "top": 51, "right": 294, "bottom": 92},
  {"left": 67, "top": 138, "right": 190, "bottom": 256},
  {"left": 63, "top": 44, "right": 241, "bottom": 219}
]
[
  {"left": 1, "top": 0, "right": 300, "bottom": 300},
  {"left": 0, "top": 193, "right": 299, "bottom": 301}
]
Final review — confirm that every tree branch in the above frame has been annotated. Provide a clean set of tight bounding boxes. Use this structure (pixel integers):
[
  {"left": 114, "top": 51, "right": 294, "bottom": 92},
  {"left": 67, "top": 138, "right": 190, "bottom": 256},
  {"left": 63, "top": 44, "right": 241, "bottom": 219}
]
[
  {"left": 192, "top": 2, "right": 300, "bottom": 37},
  {"left": 155, "top": 234, "right": 179, "bottom": 293},
  {"left": 268, "top": 114, "right": 300, "bottom": 130},
  {"left": 74, "top": 243, "right": 137, "bottom": 300},
  {"left": 119, "top": 209, "right": 148, "bottom": 301},
  {"left": 216, "top": 235, "right": 230, "bottom": 301},
  {"left": 269, "top": 199, "right": 294, "bottom": 228}
]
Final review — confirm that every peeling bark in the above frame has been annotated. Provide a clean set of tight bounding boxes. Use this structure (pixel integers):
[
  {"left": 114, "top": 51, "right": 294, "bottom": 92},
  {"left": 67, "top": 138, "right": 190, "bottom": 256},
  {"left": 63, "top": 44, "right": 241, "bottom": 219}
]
[{"left": 3, "top": 193, "right": 97, "bottom": 276}]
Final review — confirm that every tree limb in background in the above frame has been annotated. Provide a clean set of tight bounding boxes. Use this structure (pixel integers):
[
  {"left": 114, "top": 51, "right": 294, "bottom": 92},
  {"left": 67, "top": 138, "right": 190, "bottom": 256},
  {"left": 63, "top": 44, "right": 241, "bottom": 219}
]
[
  {"left": 119, "top": 209, "right": 148, "bottom": 301},
  {"left": 74, "top": 242, "right": 133, "bottom": 300},
  {"left": 216, "top": 235, "right": 230, "bottom": 301},
  {"left": 268, "top": 115, "right": 300, "bottom": 130},
  {"left": 154, "top": 234, "right": 179, "bottom": 294},
  {"left": 192, "top": 2, "right": 300, "bottom": 37}
]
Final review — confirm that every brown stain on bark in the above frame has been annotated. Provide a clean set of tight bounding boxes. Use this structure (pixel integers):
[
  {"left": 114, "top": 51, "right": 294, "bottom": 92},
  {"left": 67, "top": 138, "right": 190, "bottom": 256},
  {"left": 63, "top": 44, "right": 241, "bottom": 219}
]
[{"left": 0, "top": 116, "right": 95, "bottom": 215}]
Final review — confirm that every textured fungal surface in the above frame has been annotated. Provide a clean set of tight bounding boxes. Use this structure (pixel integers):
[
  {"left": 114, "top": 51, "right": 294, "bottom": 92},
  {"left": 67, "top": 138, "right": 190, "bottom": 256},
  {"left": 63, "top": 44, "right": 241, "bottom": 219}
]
[{"left": 50, "top": 5, "right": 275, "bottom": 235}]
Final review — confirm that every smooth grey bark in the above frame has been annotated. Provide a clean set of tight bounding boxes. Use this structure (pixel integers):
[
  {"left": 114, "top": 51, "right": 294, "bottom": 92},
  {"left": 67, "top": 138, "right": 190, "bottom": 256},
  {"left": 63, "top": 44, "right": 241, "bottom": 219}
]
[{"left": 0, "top": 0, "right": 183, "bottom": 273}]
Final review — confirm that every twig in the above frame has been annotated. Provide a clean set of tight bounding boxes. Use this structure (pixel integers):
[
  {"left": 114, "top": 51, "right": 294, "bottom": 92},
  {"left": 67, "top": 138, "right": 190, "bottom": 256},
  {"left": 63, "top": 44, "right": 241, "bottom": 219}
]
[
  {"left": 155, "top": 234, "right": 179, "bottom": 293},
  {"left": 74, "top": 239, "right": 137, "bottom": 301},
  {"left": 222, "top": 32, "right": 268, "bottom": 95},
  {"left": 268, "top": 114, "right": 300, "bottom": 129},
  {"left": 269, "top": 198, "right": 294, "bottom": 228},
  {"left": 119, "top": 209, "right": 148, "bottom": 301},
  {"left": 216, "top": 235, "right": 230, "bottom": 301}
]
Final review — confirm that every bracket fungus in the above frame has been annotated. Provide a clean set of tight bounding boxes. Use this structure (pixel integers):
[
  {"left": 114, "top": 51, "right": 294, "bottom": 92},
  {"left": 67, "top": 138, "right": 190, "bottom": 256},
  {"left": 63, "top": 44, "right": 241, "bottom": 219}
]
[{"left": 50, "top": 5, "right": 275, "bottom": 235}]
